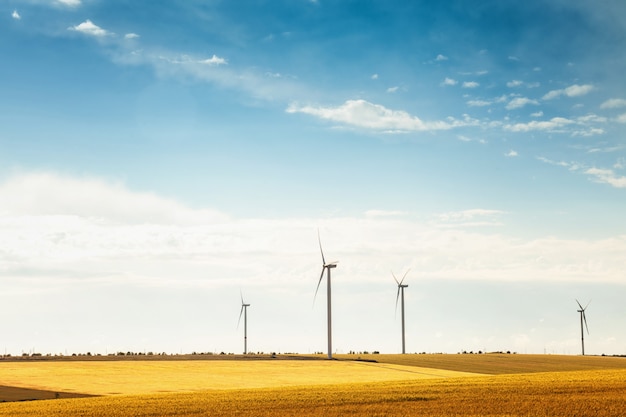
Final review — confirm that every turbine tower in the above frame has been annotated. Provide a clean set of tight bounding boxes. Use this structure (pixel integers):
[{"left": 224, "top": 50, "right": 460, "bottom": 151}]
[
  {"left": 576, "top": 299, "right": 590, "bottom": 356},
  {"left": 315, "top": 230, "right": 338, "bottom": 360},
  {"left": 238, "top": 292, "right": 251, "bottom": 354},
  {"left": 393, "top": 269, "right": 410, "bottom": 354}
]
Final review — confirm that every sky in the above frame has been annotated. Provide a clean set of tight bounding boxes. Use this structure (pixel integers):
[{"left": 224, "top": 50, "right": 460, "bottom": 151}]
[{"left": 1, "top": 0, "right": 625, "bottom": 357}]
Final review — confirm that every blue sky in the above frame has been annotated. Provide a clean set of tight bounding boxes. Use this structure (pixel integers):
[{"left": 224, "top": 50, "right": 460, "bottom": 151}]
[{"left": 1, "top": 0, "right": 625, "bottom": 356}]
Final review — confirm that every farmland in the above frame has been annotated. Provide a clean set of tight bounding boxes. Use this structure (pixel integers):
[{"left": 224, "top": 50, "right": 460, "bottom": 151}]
[{"left": 1, "top": 354, "right": 625, "bottom": 416}]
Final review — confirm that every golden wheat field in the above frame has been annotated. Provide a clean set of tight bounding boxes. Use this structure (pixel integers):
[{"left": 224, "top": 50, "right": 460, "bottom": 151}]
[{"left": 1, "top": 354, "right": 625, "bottom": 416}]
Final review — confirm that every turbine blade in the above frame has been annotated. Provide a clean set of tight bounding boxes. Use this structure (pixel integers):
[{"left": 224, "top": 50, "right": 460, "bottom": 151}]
[
  {"left": 395, "top": 287, "right": 400, "bottom": 316},
  {"left": 318, "top": 229, "right": 326, "bottom": 266},
  {"left": 576, "top": 299, "right": 584, "bottom": 310},
  {"left": 583, "top": 311, "right": 589, "bottom": 335},
  {"left": 240, "top": 290, "right": 244, "bottom": 306},
  {"left": 314, "top": 267, "right": 325, "bottom": 305},
  {"left": 237, "top": 305, "right": 244, "bottom": 329},
  {"left": 400, "top": 268, "right": 411, "bottom": 285},
  {"left": 584, "top": 300, "right": 591, "bottom": 310},
  {"left": 392, "top": 271, "right": 400, "bottom": 285}
]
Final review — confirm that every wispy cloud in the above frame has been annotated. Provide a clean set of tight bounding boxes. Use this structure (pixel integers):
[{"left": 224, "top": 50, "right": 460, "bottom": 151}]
[
  {"left": 371, "top": 73, "right": 379, "bottom": 80},
  {"left": 507, "top": 80, "right": 523, "bottom": 88},
  {"left": 12, "top": 10, "right": 20, "bottom": 19},
  {"left": 537, "top": 157, "right": 626, "bottom": 189},
  {"left": 199, "top": 54, "right": 227, "bottom": 66},
  {"left": 286, "top": 100, "right": 475, "bottom": 133},
  {"left": 467, "top": 99, "right": 491, "bottom": 107},
  {"left": 1, "top": 172, "right": 625, "bottom": 298},
  {"left": 600, "top": 98, "right": 626, "bottom": 109},
  {"left": 441, "top": 77, "right": 457, "bottom": 86},
  {"left": 536, "top": 156, "right": 572, "bottom": 168},
  {"left": 505, "top": 150, "right": 519, "bottom": 157},
  {"left": 542, "top": 84, "right": 594, "bottom": 100},
  {"left": 435, "top": 209, "right": 505, "bottom": 228},
  {"left": 584, "top": 168, "right": 626, "bottom": 188},
  {"left": 436, "top": 54, "right": 448, "bottom": 61},
  {"left": 506, "top": 97, "right": 539, "bottom": 110},
  {"left": 364, "top": 210, "right": 408, "bottom": 218},
  {"left": 386, "top": 86, "right": 399, "bottom": 93},
  {"left": 125, "top": 33, "right": 140, "bottom": 39},
  {"left": 69, "top": 20, "right": 111, "bottom": 37},
  {"left": 504, "top": 117, "right": 574, "bottom": 133},
  {"left": 462, "top": 81, "right": 479, "bottom": 88},
  {"left": 57, "top": 0, "right": 81, "bottom": 6},
  {"left": 505, "top": 114, "right": 605, "bottom": 136}
]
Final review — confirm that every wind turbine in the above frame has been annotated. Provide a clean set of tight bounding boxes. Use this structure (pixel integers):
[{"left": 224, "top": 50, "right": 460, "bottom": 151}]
[
  {"left": 576, "top": 299, "right": 590, "bottom": 356},
  {"left": 315, "top": 231, "right": 338, "bottom": 359},
  {"left": 392, "top": 269, "right": 410, "bottom": 354},
  {"left": 238, "top": 292, "right": 251, "bottom": 354}
]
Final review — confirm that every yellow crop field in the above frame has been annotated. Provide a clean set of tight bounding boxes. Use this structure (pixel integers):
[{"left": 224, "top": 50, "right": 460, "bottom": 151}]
[
  {"left": 0, "top": 359, "right": 476, "bottom": 396},
  {"left": 1, "top": 355, "right": 625, "bottom": 416},
  {"left": 334, "top": 352, "right": 626, "bottom": 374}
]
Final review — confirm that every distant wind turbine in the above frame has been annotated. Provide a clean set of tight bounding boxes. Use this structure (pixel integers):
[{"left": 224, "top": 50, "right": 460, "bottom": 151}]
[
  {"left": 238, "top": 292, "right": 251, "bottom": 354},
  {"left": 392, "top": 269, "right": 410, "bottom": 354},
  {"left": 315, "top": 230, "right": 338, "bottom": 360},
  {"left": 576, "top": 299, "right": 590, "bottom": 356}
]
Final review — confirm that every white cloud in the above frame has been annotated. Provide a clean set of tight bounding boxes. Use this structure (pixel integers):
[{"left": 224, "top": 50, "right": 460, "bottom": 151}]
[
  {"left": 504, "top": 117, "right": 574, "bottom": 132},
  {"left": 442, "top": 77, "right": 457, "bottom": 86},
  {"left": 542, "top": 84, "right": 594, "bottom": 100},
  {"left": 601, "top": 98, "right": 626, "bottom": 109},
  {"left": 617, "top": 113, "right": 626, "bottom": 123},
  {"left": 435, "top": 209, "right": 505, "bottom": 228},
  {"left": 0, "top": 172, "right": 227, "bottom": 225},
  {"left": 199, "top": 54, "right": 227, "bottom": 65},
  {"left": 364, "top": 210, "right": 408, "bottom": 218},
  {"left": 506, "top": 97, "right": 539, "bottom": 110},
  {"left": 530, "top": 111, "right": 543, "bottom": 117},
  {"left": 0, "top": 171, "right": 623, "bottom": 293},
  {"left": 537, "top": 158, "right": 626, "bottom": 188},
  {"left": 57, "top": 0, "right": 81, "bottom": 5},
  {"left": 467, "top": 100, "right": 491, "bottom": 107},
  {"left": 371, "top": 74, "right": 379, "bottom": 80},
  {"left": 505, "top": 150, "right": 519, "bottom": 157},
  {"left": 386, "top": 86, "right": 399, "bottom": 93},
  {"left": 125, "top": 33, "right": 140, "bottom": 39},
  {"left": 462, "top": 81, "right": 479, "bottom": 88},
  {"left": 507, "top": 80, "right": 523, "bottom": 88},
  {"left": 584, "top": 168, "right": 626, "bottom": 188},
  {"left": 436, "top": 54, "right": 448, "bottom": 61},
  {"left": 536, "top": 156, "right": 574, "bottom": 169},
  {"left": 286, "top": 99, "right": 471, "bottom": 132},
  {"left": 12, "top": 10, "right": 20, "bottom": 19},
  {"left": 69, "top": 20, "right": 110, "bottom": 37}
]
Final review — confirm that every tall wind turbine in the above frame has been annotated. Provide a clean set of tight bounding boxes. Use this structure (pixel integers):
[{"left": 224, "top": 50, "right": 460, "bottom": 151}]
[
  {"left": 392, "top": 269, "right": 410, "bottom": 354},
  {"left": 238, "top": 292, "right": 251, "bottom": 354},
  {"left": 576, "top": 299, "right": 590, "bottom": 356},
  {"left": 315, "top": 231, "right": 338, "bottom": 359}
]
